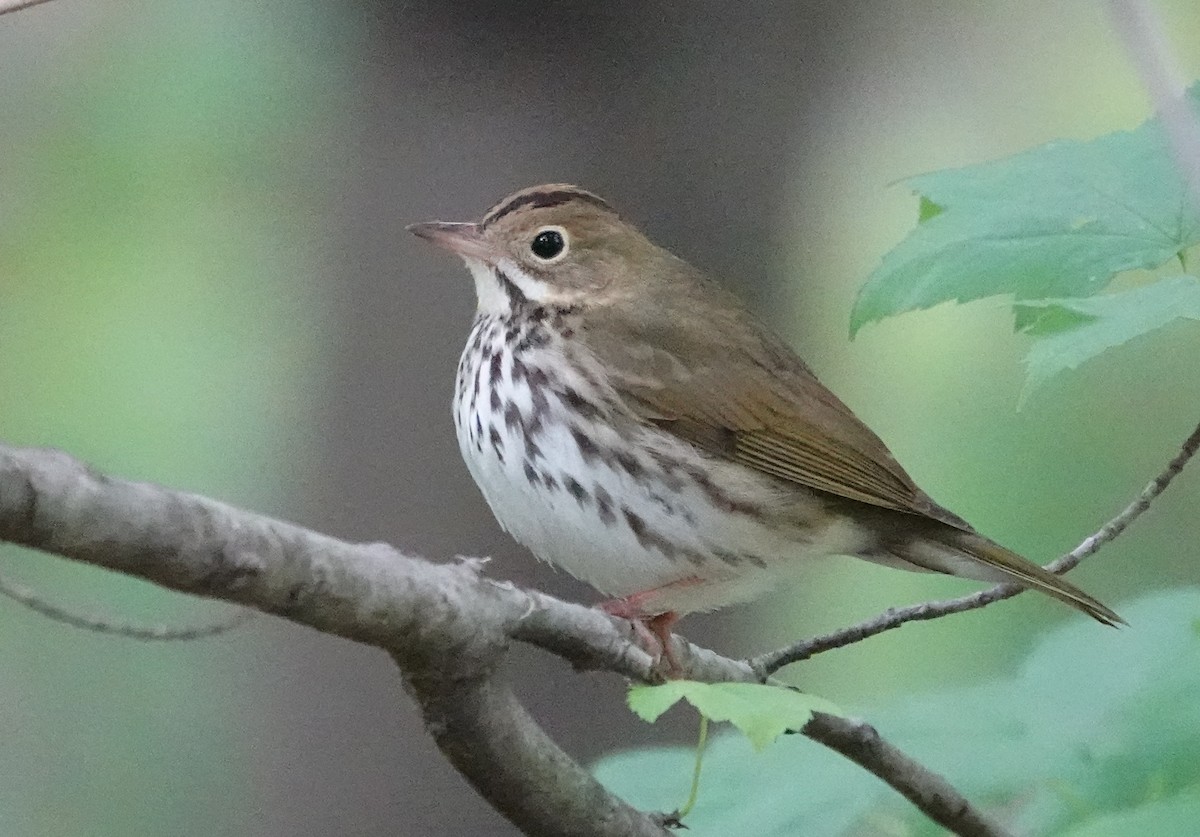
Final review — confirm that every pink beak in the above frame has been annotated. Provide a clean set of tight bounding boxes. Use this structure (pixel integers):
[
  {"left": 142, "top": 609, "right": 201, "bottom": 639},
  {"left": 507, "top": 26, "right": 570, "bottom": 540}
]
[{"left": 406, "top": 221, "right": 493, "bottom": 261}]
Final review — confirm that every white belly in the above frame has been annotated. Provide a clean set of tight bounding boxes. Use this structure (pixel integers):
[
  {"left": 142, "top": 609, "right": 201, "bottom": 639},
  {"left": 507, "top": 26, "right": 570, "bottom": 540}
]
[{"left": 452, "top": 315, "right": 869, "bottom": 614}]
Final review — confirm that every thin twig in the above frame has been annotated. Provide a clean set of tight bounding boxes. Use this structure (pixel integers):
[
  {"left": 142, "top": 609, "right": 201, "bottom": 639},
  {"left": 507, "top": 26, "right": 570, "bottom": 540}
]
[
  {"left": 0, "top": 572, "right": 254, "bottom": 639},
  {"left": 753, "top": 419, "right": 1200, "bottom": 675}
]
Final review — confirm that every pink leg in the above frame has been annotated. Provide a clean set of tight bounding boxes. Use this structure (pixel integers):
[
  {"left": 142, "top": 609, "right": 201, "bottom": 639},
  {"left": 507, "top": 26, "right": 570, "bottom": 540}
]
[{"left": 598, "top": 577, "right": 702, "bottom": 676}]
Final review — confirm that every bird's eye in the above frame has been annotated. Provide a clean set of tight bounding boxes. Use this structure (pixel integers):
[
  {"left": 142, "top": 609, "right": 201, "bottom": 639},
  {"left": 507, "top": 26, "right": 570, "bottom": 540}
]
[{"left": 530, "top": 227, "right": 567, "bottom": 261}]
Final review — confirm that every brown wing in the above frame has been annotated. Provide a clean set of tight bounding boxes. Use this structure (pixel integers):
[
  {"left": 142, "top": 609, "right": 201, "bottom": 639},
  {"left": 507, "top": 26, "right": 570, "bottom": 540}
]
[{"left": 581, "top": 274, "right": 960, "bottom": 523}]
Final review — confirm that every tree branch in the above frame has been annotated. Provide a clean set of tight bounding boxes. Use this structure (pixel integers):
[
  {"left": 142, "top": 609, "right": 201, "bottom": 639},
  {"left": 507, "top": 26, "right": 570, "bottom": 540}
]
[
  {"left": 0, "top": 445, "right": 668, "bottom": 836},
  {"left": 751, "top": 418, "right": 1200, "bottom": 675},
  {"left": 804, "top": 713, "right": 1011, "bottom": 837},
  {"left": 402, "top": 668, "right": 670, "bottom": 837},
  {"left": 0, "top": 443, "right": 1008, "bottom": 836},
  {"left": 0, "top": 0, "right": 58, "bottom": 17}
]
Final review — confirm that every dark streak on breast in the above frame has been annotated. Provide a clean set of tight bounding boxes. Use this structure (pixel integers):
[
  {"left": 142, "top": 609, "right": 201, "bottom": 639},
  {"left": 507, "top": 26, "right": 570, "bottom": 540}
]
[
  {"left": 594, "top": 485, "right": 616, "bottom": 525},
  {"left": 570, "top": 426, "right": 601, "bottom": 462},
  {"left": 494, "top": 269, "right": 528, "bottom": 307}
]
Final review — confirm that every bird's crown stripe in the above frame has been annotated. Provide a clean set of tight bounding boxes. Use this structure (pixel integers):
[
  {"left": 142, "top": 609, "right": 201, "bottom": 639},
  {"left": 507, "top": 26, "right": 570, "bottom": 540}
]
[{"left": 482, "top": 188, "right": 612, "bottom": 227}]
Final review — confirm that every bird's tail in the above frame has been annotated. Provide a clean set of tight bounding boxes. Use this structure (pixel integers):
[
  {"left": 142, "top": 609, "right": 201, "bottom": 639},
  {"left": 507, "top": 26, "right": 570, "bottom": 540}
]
[{"left": 899, "top": 531, "right": 1124, "bottom": 627}]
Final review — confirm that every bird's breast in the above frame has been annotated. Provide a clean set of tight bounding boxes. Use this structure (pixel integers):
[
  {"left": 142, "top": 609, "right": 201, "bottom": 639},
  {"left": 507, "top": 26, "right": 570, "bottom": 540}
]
[{"left": 451, "top": 312, "right": 868, "bottom": 612}]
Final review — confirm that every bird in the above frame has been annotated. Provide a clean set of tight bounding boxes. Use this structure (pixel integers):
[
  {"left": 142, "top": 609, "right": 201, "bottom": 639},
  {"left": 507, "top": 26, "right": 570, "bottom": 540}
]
[{"left": 408, "top": 183, "right": 1121, "bottom": 659}]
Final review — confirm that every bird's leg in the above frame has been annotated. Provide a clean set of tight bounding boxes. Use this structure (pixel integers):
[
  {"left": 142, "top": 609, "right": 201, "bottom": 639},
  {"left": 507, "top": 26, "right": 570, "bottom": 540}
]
[
  {"left": 599, "top": 601, "right": 681, "bottom": 675},
  {"left": 644, "top": 610, "right": 680, "bottom": 666},
  {"left": 598, "top": 578, "right": 700, "bottom": 676}
]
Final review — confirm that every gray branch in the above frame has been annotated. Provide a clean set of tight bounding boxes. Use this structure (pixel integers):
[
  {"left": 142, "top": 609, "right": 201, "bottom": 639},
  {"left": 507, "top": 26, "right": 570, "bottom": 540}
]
[
  {"left": 0, "top": 443, "right": 1009, "bottom": 837},
  {"left": 804, "top": 713, "right": 1007, "bottom": 837}
]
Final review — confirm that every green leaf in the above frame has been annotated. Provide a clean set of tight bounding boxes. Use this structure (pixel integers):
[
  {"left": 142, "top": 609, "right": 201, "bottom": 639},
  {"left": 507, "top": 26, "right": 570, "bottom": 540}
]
[
  {"left": 628, "top": 681, "right": 842, "bottom": 750},
  {"left": 851, "top": 86, "right": 1200, "bottom": 334},
  {"left": 598, "top": 589, "right": 1200, "bottom": 836},
  {"left": 1014, "top": 300, "right": 1097, "bottom": 336},
  {"left": 1017, "top": 275, "right": 1200, "bottom": 398},
  {"left": 917, "top": 195, "right": 945, "bottom": 222}
]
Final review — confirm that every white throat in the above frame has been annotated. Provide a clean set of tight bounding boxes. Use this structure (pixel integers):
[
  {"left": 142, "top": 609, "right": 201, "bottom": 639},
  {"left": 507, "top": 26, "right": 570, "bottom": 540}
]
[
  {"left": 462, "top": 257, "right": 561, "bottom": 314},
  {"left": 463, "top": 258, "right": 508, "bottom": 313}
]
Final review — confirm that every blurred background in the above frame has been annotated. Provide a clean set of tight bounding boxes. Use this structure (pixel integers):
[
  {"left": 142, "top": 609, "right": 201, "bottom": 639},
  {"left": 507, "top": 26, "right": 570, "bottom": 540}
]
[{"left": 1, "top": 1, "right": 1198, "bottom": 834}]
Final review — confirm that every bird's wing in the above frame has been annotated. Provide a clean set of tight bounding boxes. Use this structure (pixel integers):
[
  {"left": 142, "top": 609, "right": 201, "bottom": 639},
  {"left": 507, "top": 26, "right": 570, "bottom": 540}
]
[{"left": 581, "top": 293, "right": 958, "bottom": 522}]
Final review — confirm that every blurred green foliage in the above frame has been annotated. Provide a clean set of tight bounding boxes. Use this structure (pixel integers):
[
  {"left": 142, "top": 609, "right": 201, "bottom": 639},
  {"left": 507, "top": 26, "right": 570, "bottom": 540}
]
[
  {"left": 0, "top": 1, "right": 348, "bottom": 834},
  {"left": 596, "top": 588, "right": 1200, "bottom": 835}
]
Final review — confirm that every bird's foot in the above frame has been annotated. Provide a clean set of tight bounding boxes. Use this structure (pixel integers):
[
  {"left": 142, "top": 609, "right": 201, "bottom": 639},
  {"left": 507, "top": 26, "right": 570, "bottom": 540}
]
[{"left": 598, "top": 597, "right": 683, "bottom": 678}]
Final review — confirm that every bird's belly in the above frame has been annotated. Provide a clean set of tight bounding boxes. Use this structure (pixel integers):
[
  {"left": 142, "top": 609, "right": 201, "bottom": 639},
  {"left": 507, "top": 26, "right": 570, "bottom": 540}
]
[
  {"left": 461, "top": 417, "right": 682, "bottom": 595},
  {"left": 453, "top": 352, "right": 868, "bottom": 613}
]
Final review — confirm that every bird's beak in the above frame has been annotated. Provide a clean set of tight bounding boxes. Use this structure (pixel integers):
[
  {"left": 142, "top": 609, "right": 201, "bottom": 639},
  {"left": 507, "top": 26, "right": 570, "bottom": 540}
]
[{"left": 406, "top": 221, "right": 492, "bottom": 261}]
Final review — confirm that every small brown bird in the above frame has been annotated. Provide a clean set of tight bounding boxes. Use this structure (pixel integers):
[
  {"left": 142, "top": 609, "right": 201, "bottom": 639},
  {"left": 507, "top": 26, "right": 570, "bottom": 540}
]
[{"left": 409, "top": 184, "right": 1120, "bottom": 654}]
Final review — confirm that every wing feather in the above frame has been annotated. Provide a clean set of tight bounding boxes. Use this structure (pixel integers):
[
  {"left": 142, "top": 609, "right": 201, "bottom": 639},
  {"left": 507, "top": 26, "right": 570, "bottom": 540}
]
[{"left": 580, "top": 283, "right": 952, "bottom": 521}]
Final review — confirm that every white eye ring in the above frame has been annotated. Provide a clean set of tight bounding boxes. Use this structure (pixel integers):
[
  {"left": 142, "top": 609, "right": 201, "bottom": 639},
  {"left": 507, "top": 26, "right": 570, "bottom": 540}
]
[{"left": 530, "top": 225, "right": 569, "bottom": 262}]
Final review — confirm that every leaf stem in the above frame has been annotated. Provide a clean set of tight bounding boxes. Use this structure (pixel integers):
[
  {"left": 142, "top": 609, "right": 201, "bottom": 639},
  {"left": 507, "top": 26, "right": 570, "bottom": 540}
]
[{"left": 677, "top": 714, "right": 709, "bottom": 819}]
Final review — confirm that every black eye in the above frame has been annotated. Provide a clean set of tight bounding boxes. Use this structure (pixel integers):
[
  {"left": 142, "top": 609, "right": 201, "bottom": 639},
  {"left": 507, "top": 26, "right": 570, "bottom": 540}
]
[{"left": 530, "top": 228, "right": 566, "bottom": 260}]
